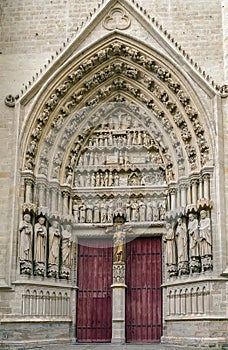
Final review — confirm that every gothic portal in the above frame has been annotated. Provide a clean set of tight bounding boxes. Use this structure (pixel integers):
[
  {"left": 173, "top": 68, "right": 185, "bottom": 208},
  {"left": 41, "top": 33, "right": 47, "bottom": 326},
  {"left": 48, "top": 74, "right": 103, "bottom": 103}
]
[{"left": 1, "top": 0, "right": 228, "bottom": 348}]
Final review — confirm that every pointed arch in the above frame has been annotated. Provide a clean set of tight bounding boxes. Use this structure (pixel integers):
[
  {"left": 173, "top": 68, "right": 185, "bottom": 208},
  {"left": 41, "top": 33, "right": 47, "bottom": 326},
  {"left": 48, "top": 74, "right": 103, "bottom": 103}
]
[
  {"left": 18, "top": 33, "right": 215, "bottom": 225},
  {"left": 20, "top": 34, "right": 214, "bottom": 175}
]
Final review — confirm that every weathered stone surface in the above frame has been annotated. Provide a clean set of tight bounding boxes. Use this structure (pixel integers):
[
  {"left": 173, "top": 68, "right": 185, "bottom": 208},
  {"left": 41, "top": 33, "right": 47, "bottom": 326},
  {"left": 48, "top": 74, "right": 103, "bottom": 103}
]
[{"left": 0, "top": 0, "right": 228, "bottom": 348}]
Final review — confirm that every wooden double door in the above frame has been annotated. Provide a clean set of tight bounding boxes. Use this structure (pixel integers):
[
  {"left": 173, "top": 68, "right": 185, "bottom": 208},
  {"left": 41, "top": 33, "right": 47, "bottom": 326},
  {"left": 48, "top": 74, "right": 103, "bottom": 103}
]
[{"left": 76, "top": 237, "right": 162, "bottom": 343}]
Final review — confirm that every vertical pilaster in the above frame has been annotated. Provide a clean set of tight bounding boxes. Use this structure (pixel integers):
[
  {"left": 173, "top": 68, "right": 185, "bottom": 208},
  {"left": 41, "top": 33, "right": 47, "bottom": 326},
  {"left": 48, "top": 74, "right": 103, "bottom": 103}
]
[
  {"left": 111, "top": 264, "right": 126, "bottom": 344},
  {"left": 111, "top": 221, "right": 127, "bottom": 344}
]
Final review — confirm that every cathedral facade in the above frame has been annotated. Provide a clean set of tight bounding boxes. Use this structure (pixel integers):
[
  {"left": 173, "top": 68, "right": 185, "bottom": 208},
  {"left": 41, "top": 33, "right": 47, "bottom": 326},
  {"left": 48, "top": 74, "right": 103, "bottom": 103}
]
[{"left": 0, "top": 0, "right": 228, "bottom": 348}]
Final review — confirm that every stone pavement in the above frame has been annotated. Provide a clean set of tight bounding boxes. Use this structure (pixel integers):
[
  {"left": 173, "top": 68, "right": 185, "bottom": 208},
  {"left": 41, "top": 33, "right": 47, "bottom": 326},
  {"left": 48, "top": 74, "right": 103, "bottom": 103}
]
[
  {"left": 32, "top": 343, "right": 224, "bottom": 350},
  {"left": 2, "top": 342, "right": 227, "bottom": 350}
]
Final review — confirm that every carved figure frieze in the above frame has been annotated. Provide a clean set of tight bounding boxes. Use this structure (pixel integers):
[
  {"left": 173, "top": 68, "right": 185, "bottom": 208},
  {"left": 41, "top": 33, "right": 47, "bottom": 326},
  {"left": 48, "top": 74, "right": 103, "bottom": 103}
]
[{"left": 72, "top": 195, "right": 166, "bottom": 225}]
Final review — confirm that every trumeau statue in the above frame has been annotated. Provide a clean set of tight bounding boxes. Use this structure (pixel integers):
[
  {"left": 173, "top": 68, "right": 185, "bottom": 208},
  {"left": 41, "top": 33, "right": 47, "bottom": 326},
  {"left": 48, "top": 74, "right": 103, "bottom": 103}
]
[{"left": 113, "top": 224, "right": 126, "bottom": 264}]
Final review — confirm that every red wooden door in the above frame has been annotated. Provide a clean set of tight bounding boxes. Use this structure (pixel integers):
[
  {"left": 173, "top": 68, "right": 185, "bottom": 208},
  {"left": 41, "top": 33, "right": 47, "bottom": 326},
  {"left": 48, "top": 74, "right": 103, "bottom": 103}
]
[
  {"left": 126, "top": 237, "right": 162, "bottom": 343},
  {"left": 76, "top": 239, "right": 112, "bottom": 343}
]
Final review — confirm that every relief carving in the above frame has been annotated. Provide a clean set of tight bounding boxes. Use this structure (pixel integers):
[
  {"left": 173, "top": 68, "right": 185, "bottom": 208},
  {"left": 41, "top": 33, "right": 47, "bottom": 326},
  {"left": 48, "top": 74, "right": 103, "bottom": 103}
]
[
  {"left": 103, "top": 7, "right": 131, "bottom": 31},
  {"left": 25, "top": 41, "right": 209, "bottom": 173},
  {"left": 113, "top": 264, "right": 125, "bottom": 284}
]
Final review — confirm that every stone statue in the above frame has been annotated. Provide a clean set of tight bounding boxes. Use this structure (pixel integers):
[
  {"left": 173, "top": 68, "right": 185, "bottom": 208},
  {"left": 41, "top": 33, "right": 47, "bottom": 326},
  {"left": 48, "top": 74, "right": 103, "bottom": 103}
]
[
  {"left": 79, "top": 203, "right": 86, "bottom": 223},
  {"left": 164, "top": 222, "right": 176, "bottom": 265},
  {"left": 19, "top": 213, "right": 33, "bottom": 262},
  {"left": 86, "top": 201, "right": 93, "bottom": 223},
  {"left": 61, "top": 224, "right": 72, "bottom": 268},
  {"left": 100, "top": 201, "right": 107, "bottom": 223},
  {"left": 107, "top": 200, "right": 113, "bottom": 223},
  {"left": 164, "top": 222, "right": 177, "bottom": 276},
  {"left": 34, "top": 216, "right": 47, "bottom": 264},
  {"left": 176, "top": 218, "right": 188, "bottom": 263},
  {"left": 73, "top": 200, "right": 79, "bottom": 223},
  {"left": 188, "top": 213, "right": 200, "bottom": 258},
  {"left": 131, "top": 201, "right": 138, "bottom": 221},
  {"left": 113, "top": 224, "right": 125, "bottom": 263},
  {"left": 188, "top": 213, "right": 201, "bottom": 273},
  {"left": 48, "top": 220, "right": 61, "bottom": 266},
  {"left": 199, "top": 210, "right": 212, "bottom": 257},
  {"left": 138, "top": 200, "right": 146, "bottom": 222},
  {"left": 175, "top": 217, "right": 189, "bottom": 275},
  {"left": 93, "top": 201, "right": 100, "bottom": 223}
]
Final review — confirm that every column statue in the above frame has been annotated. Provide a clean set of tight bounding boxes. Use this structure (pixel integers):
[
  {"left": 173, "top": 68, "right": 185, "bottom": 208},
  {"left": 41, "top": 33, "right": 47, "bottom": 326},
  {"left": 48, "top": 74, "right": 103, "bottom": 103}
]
[
  {"left": 34, "top": 216, "right": 47, "bottom": 276},
  {"left": 60, "top": 224, "right": 73, "bottom": 279},
  {"left": 19, "top": 213, "right": 33, "bottom": 275},
  {"left": 19, "top": 214, "right": 33, "bottom": 262},
  {"left": 188, "top": 213, "right": 201, "bottom": 273},
  {"left": 199, "top": 210, "right": 213, "bottom": 271},
  {"left": 164, "top": 222, "right": 177, "bottom": 277},
  {"left": 175, "top": 217, "right": 189, "bottom": 275}
]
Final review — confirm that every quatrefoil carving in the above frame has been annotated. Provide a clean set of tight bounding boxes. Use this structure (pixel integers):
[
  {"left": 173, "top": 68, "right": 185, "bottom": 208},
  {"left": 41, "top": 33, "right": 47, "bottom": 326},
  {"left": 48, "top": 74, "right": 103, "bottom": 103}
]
[{"left": 103, "top": 7, "right": 131, "bottom": 31}]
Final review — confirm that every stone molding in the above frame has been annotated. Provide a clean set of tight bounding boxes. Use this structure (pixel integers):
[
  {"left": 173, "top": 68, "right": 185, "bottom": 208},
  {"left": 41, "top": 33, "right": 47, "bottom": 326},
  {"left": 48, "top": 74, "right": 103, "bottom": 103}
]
[{"left": 21, "top": 39, "right": 211, "bottom": 181}]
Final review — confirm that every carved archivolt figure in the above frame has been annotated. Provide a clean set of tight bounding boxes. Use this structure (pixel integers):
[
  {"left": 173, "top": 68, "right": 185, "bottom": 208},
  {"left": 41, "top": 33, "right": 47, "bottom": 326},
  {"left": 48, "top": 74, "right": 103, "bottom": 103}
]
[
  {"left": 199, "top": 210, "right": 212, "bottom": 257},
  {"left": 188, "top": 213, "right": 199, "bottom": 258},
  {"left": 34, "top": 216, "right": 47, "bottom": 263},
  {"left": 49, "top": 220, "right": 61, "bottom": 265},
  {"left": 61, "top": 224, "right": 72, "bottom": 267},
  {"left": 19, "top": 214, "right": 33, "bottom": 261},
  {"left": 175, "top": 217, "right": 188, "bottom": 263},
  {"left": 164, "top": 222, "right": 176, "bottom": 265}
]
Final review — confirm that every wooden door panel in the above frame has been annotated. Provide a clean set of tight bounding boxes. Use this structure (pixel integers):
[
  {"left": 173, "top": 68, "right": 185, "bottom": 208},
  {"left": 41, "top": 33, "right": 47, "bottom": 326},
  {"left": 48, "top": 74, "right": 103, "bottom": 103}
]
[
  {"left": 126, "top": 237, "right": 162, "bottom": 343},
  {"left": 77, "top": 239, "right": 112, "bottom": 343}
]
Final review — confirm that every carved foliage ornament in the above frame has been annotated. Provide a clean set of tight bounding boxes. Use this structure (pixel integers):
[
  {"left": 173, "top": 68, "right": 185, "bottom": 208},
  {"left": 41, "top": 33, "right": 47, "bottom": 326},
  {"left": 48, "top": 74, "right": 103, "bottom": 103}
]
[
  {"left": 103, "top": 7, "right": 131, "bottom": 31},
  {"left": 24, "top": 41, "right": 209, "bottom": 172}
]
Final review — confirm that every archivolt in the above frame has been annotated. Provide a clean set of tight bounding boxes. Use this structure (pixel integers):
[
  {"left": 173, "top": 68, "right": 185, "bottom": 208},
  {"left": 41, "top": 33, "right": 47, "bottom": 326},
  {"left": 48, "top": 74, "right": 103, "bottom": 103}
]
[{"left": 21, "top": 34, "right": 213, "bottom": 186}]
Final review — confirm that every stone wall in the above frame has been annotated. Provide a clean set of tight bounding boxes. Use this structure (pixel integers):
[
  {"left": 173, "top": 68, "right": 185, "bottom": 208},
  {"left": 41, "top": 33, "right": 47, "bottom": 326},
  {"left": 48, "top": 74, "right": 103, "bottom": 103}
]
[
  {"left": 0, "top": 0, "right": 225, "bottom": 81},
  {"left": 0, "top": 0, "right": 228, "bottom": 348}
]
